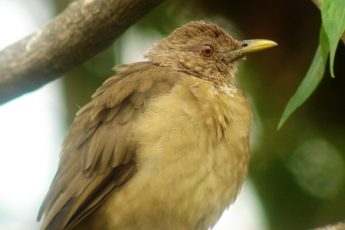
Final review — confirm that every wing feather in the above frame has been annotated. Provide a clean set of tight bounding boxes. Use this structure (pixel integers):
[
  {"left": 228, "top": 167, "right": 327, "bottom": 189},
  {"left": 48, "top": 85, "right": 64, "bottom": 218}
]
[{"left": 38, "top": 62, "right": 184, "bottom": 229}]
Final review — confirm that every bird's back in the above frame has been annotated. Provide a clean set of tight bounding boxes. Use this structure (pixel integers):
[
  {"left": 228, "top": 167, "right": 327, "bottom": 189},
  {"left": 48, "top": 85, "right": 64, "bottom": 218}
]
[
  {"left": 36, "top": 20, "right": 275, "bottom": 230},
  {"left": 73, "top": 75, "right": 252, "bottom": 230}
]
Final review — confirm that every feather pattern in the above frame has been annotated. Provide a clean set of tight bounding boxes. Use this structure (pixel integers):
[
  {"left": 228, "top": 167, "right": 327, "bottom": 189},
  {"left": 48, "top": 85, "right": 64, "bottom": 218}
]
[{"left": 38, "top": 62, "right": 184, "bottom": 229}]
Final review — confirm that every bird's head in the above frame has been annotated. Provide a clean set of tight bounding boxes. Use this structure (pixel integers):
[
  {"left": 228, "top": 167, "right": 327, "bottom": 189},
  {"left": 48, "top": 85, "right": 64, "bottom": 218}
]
[{"left": 145, "top": 21, "right": 277, "bottom": 86}]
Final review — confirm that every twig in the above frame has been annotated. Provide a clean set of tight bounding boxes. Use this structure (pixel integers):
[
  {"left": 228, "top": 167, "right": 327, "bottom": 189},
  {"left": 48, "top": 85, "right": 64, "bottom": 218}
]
[
  {"left": 313, "top": 222, "right": 345, "bottom": 230},
  {"left": 0, "top": 0, "right": 163, "bottom": 105}
]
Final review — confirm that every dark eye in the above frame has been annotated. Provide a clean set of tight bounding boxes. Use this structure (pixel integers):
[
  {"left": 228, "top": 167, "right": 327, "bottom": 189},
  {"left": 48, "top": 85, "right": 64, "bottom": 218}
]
[{"left": 200, "top": 44, "right": 214, "bottom": 57}]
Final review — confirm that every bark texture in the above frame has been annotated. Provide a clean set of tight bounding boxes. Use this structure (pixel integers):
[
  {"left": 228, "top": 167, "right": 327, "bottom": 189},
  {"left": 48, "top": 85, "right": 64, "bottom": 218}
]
[{"left": 0, "top": 0, "right": 163, "bottom": 104}]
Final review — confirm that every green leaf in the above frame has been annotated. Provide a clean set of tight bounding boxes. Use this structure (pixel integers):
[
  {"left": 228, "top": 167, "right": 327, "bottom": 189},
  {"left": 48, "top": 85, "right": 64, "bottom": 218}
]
[
  {"left": 278, "top": 0, "right": 345, "bottom": 128},
  {"left": 278, "top": 29, "right": 329, "bottom": 129},
  {"left": 321, "top": 0, "right": 345, "bottom": 77}
]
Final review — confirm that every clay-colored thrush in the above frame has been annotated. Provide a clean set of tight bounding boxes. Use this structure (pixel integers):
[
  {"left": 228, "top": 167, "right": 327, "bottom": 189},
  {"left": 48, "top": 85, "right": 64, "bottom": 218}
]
[{"left": 38, "top": 21, "right": 276, "bottom": 230}]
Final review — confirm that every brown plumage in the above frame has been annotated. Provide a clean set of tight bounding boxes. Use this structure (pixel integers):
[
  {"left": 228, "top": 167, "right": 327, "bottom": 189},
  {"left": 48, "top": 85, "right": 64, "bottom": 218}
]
[{"left": 38, "top": 21, "right": 276, "bottom": 230}]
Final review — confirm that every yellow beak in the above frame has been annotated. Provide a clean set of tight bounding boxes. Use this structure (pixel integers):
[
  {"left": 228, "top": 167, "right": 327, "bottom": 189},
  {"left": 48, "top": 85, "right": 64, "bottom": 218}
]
[{"left": 225, "top": 39, "right": 277, "bottom": 62}]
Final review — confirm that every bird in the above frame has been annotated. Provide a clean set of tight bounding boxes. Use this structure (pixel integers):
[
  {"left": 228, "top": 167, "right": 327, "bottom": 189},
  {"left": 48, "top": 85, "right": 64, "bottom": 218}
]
[{"left": 37, "top": 21, "right": 277, "bottom": 230}]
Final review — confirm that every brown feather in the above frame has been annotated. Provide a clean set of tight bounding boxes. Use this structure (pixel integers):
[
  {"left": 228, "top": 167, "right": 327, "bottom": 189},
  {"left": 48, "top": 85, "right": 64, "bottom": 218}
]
[
  {"left": 36, "top": 20, "right": 267, "bottom": 230},
  {"left": 38, "top": 62, "right": 184, "bottom": 229}
]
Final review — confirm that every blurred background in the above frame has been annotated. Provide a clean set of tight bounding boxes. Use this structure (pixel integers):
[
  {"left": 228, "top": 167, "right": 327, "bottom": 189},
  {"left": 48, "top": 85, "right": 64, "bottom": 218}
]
[{"left": 0, "top": 0, "right": 344, "bottom": 229}]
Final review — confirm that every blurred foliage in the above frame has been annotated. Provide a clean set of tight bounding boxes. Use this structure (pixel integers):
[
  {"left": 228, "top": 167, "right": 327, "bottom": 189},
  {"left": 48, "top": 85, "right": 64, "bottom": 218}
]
[
  {"left": 278, "top": 30, "right": 328, "bottom": 129},
  {"left": 51, "top": 0, "right": 345, "bottom": 229}
]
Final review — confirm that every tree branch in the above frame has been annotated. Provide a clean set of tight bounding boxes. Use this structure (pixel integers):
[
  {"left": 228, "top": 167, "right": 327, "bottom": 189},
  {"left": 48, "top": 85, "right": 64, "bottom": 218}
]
[
  {"left": 314, "top": 222, "right": 345, "bottom": 230},
  {"left": 0, "top": 0, "right": 163, "bottom": 105},
  {"left": 310, "top": 0, "right": 345, "bottom": 43}
]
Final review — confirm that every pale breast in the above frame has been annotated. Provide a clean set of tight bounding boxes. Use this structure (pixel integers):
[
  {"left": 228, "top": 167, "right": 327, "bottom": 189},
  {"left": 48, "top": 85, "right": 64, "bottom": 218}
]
[{"left": 86, "top": 77, "right": 252, "bottom": 230}]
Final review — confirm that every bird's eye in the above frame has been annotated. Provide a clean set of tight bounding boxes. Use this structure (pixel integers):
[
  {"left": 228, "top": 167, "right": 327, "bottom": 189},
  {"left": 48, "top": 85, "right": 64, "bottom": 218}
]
[{"left": 200, "top": 44, "right": 214, "bottom": 57}]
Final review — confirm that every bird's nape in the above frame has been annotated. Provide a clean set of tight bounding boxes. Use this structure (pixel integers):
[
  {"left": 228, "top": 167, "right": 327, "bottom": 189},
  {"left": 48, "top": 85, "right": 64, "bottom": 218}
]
[{"left": 38, "top": 21, "right": 276, "bottom": 230}]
